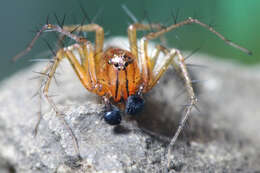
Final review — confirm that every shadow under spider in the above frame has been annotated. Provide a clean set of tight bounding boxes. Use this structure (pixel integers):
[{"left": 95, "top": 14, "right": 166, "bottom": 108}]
[{"left": 123, "top": 70, "right": 228, "bottom": 145}]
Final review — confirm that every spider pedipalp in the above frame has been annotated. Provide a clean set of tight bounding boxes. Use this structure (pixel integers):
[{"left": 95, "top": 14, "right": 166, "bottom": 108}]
[
  {"left": 104, "top": 106, "right": 121, "bottom": 125},
  {"left": 125, "top": 94, "right": 145, "bottom": 115}
]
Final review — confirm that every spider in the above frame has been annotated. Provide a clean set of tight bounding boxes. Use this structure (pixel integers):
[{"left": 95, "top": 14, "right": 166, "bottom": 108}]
[{"left": 13, "top": 17, "right": 251, "bottom": 167}]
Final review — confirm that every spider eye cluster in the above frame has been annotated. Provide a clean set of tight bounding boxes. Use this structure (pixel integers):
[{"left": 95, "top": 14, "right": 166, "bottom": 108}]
[{"left": 108, "top": 54, "right": 132, "bottom": 70}]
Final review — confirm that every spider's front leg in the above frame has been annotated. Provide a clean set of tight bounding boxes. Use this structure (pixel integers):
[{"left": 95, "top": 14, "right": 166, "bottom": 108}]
[
  {"left": 59, "top": 24, "right": 104, "bottom": 65},
  {"left": 62, "top": 24, "right": 124, "bottom": 125},
  {"left": 41, "top": 45, "right": 98, "bottom": 157},
  {"left": 12, "top": 24, "right": 90, "bottom": 62},
  {"left": 128, "top": 23, "right": 165, "bottom": 91},
  {"left": 125, "top": 23, "right": 164, "bottom": 115},
  {"left": 61, "top": 24, "right": 124, "bottom": 125}
]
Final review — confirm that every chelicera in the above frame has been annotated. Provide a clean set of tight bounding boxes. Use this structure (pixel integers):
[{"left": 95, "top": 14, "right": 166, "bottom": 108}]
[{"left": 13, "top": 17, "right": 251, "bottom": 166}]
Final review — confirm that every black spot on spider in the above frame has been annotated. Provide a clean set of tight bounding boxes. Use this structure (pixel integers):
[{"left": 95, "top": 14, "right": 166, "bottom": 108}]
[
  {"left": 104, "top": 107, "right": 121, "bottom": 125},
  {"left": 125, "top": 94, "right": 145, "bottom": 115}
]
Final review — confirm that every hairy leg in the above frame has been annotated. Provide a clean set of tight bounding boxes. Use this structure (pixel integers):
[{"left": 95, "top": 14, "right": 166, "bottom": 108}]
[
  {"left": 62, "top": 24, "right": 104, "bottom": 55},
  {"left": 33, "top": 62, "right": 53, "bottom": 136},
  {"left": 143, "top": 42, "right": 197, "bottom": 168},
  {"left": 148, "top": 47, "right": 177, "bottom": 89},
  {"left": 167, "top": 50, "right": 197, "bottom": 168},
  {"left": 12, "top": 24, "right": 89, "bottom": 62},
  {"left": 57, "top": 24, "right": 104, "bottom": 68},
  {"left": 128, "top": 23, "right": 164, "bottom": 89},
  {"left": 145, "top": 17, "right": 251, "bottom": 55},
  {"left": 41, "top": 45, "right": 98, "bottom": 157},
  {"left": 140, "top": 22, "right": 201, "bottom": 168}
]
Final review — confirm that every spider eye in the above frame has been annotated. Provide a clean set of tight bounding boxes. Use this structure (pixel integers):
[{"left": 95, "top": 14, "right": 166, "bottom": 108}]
[
  {"left": 114, "top": 63, "right": 119, "bottom": 67},
  {"left": 125, "top": 94, "right": 145, "bottom": 115},
  {"left": 125, "top": 62, "right": 129, "bottom": 67}
]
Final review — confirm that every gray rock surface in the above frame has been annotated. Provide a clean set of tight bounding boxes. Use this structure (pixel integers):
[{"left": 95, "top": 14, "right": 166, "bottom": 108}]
[{"left": 0, "top": 37, "right": 260, "bottom": 172}]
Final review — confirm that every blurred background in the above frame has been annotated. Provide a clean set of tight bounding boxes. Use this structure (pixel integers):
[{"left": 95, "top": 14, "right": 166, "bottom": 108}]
[{"left": 0, "top": 0, "right": 259, "bottom": 81}]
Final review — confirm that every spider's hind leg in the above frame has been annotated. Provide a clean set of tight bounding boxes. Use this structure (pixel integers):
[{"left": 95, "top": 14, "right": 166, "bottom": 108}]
[
  {"left": 167, "top": 49, "right": 198, "bottom": 168},
  {"left": 146, "top": 44, "right": 177, "bottom": 89},
  {"left": 33, "top": 62, "right": 53, "bottom": 137},
  {"left": 141, "top": 42, "right": 198, "bottom": 168}
]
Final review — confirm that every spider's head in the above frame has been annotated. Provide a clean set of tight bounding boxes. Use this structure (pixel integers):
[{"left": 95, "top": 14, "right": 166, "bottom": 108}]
[{"left": 107, "top": 48, "right": 134, "bottom": 70}]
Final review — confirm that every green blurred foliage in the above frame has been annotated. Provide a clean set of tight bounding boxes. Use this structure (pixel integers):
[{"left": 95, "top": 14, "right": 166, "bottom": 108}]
[{"left": 0, "top": 0, "right": 259, "bottom": 80}]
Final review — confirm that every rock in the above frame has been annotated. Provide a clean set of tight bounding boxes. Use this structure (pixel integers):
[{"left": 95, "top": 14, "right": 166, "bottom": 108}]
[{"left": 0, "top": 37, "right": 259, "bottom": 172}]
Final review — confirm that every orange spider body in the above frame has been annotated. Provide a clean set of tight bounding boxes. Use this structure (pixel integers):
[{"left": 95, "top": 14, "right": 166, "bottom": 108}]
[
  {"left": 97, "top": 47, "right": 141, "bottom": 102},
  {"left": 12, "top": 16, "right": 251, "bottom": 165}
]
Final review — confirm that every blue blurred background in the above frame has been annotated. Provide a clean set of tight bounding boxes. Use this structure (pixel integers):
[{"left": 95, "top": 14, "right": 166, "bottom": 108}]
[{"left": 0, "top": 0, "right": 259, "bottom": 81}]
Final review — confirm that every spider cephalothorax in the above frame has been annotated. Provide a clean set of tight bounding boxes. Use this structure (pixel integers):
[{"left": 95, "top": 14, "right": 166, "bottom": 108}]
[
  {"left": 99, "top": 47, "right": 141, "bottom": 103},
  {"left": 13, "top": 17, "right": 251, "bottom": 167}
]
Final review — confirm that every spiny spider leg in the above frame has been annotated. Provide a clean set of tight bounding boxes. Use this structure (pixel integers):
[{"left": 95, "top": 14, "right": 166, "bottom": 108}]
[
  {"left": 147, "top": 45, "right": 177, "bottom": 89},
  {"left": 145, "top": 17, "right": 252, "bottom": 55},
  {"left": 128, "top": 23, "right": 165, "bottom": 89},
  {"left": 140, "top": 39, "right": 197, "bottom": 168},
  {"left": 167, "top": 50, "right": 197, "bottom": 168},
  {"left": 150, "top": 45, "right": 186, "bottom": 82},
  {"left": 137, "top": 17, "right": 252, "bottom": 168},
  {"left": 41, "top": 45, "right": 97, "bottom": 157},
  {"left": 128, "top": 23, "right": 165, "bottom": 59},
  {"left": 54, "top": 24, "right": 105, "bottom": 91},
  {"left": 150, "top": 45, "right": 169, "bottom": 68},
  {"left": 33, "top": 62, "right": 53, "bottom": 136},
  {"left": 136, "top": 37, "right": 196, "bottom": 167},
  {"left": 137, "top": 24, "right": 198, "bottom": 168},
  {"left": 56, "top": 24, "right": 104, "bottom": 64},
  {"left": 128, "top": 22, "right": 196, "bottom": 169},
  {"left": 62, "top": 24, "right": 104, "bottom": 54},
  {"left": 13, "top": 22, "right": 105, "bottom": 156},
  {"left": 12, "top": 24, "right": 88, "bottom": 62}
]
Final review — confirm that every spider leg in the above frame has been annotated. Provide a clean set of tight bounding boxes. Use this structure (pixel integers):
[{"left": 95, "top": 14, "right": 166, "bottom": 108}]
[
  {"left": 128, "top": 23, "right": 164, "bottom": 59},
  {"left": 42, "top": 46, "right": 97, "bottom": 157},
  {"left": 145, "top": 17, "right": 251, "bottom": 55},
  {"left": 148, "top": 46, "right": 177, "bottom": 89},
  {"left": 141, "top": 29, "right": 198, "bottom": 168},
  {"left": 150, "top": 45, "right": 183, "bottom": 81},
  {"left": 167, "top": 50, "right": 197, "bottom": 168},
  {"left": 128, "top": 23, "right": 164, "bottom": 89},
  {"left": 150, "top": 45, "right": 168, "bottom": 68},
  {"left": 145, "top": 44, "right": 197, "bottom": 167},
  {"left": 58, "top": 24, "right": 104, "bottom": 65},
  {"left": 62, "top": 24, "right": 104, "bottom": 54},
  {"left": 12, "top": 24, "right": 89, "bottom": 62},
  {"left": 33, "top": 62, "right": 53, "bottom": 137},
  {"left": 56, "top": 24, "right": 106, "bottom": 92}
]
